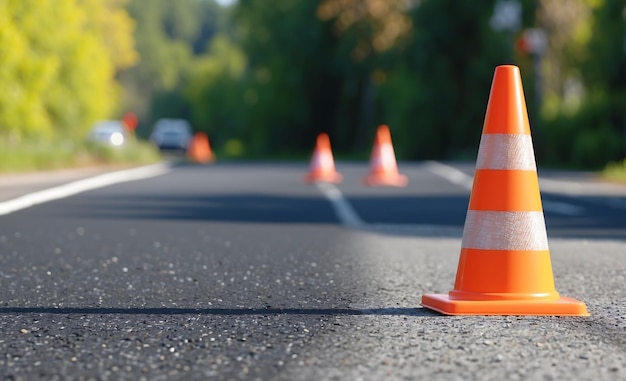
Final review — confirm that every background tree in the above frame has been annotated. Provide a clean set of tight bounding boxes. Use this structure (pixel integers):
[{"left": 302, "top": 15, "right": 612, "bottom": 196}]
[
  {"left": 184, "top": 35, "right": 246, "bottom": 153},
  {"left": 81, "top": 0, "right": 139, "bottom": 72},
  {"left": 230, "top": 0, "right": 343, "bottom": 156},
  {"left": 536, "top": 0, "right": 626, "bottom": 167},
  {"left": 377, "top": 0, "right": 509, "bottom": 159},
  {"left": 120, "top": 0, "right": 225, "bottom": 136},
  {"left": 317, "top": 0, "right": 414, "bottom": 151},
  {"left": 5, "top": 0, "right": 623, "bottom": 169},
  {"left": 0, "top": 0, "right": 136, "bottom": 141}
]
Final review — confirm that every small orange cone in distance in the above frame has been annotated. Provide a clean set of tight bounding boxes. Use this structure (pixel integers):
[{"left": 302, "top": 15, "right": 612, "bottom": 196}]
[
  {"left": 363, "top": 125, "right": 407, "bottom": 187},
  {"left": 304, "top": 133, "right": 342, "bottom": 184},
  {"left": 421, "top": 65, "right": 588, "bottom": 316},
  {"left": 187, "top": 132, "right": 215, "bottom": 164}
]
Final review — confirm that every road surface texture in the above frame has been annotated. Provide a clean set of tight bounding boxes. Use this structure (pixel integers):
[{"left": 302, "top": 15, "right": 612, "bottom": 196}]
[{"left": 0, "top": 161, "right": 625, "bottom": 380}]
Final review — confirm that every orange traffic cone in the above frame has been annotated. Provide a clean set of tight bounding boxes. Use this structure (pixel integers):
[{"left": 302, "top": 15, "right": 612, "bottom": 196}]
[
  {"left": 421, "top": 65, "right": 588, "bottom": 316},
  {"left": 304, "top": 133, "right": 342, "bottom": 184},
  {"left": 187, "top": 132, "right": 215, "bottom": 164},
  {"left": 363, "top": 125, "right": 407, "bottom": 187}
]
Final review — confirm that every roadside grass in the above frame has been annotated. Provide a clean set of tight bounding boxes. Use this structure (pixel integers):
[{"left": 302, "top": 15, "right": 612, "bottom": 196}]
[
  {"left": 602, "top": 158, "right": 626, "bottom": 183},
  {"left": 0, "top": 137, "right": 162, "bottom": 174},
  {"left": 6, "top": 134, "right": 624, "bottom": 185}
]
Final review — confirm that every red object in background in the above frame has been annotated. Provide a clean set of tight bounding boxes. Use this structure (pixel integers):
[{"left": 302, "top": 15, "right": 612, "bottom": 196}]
[
  {"left": 516, "top": 34, "right": 530, "bottom": 54},
  {"left": 516, "top": 29, "right": 547, "bottom": 56},
  {"left": 122, "top": 112, "right": 138, "bottom": 130}
]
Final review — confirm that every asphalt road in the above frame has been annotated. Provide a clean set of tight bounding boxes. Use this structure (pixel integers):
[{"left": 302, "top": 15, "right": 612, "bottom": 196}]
[{"left": 1, "top": 161, "right": 625, "bottom": 380}]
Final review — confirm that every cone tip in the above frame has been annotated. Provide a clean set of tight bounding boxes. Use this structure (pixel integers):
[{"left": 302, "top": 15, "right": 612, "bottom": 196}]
[
  {"left": 316, "top": 133, "right": 331, "bottom": 149},
  {"left": 483, "top": 64, "right": 530, "bottom": 135},
  {"left": 492, "top": 65, "right": 522, "bottom": 82},
  {"left": 376, "top": 125, "right": 392, "bottom": 144},
  {"left": 495, "top": 64, "right": 520, "bottom": 71}
]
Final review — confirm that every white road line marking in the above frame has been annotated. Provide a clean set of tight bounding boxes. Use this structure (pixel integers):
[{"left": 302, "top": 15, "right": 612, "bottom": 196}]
[
  {"left": 425, "top": 161, "right": 586, "bottom": 216},
  {"left": 424, "top": 161, "right": 473, "bottom": 190},
  {"left": 314, "top": 181, "right": 462, "bottom": 234},
  {"left": 315, "top": 182, "right": 364, "bottom": 228},
  {"left": 0, "top": 163, "right": 171, "bottom": 216}
]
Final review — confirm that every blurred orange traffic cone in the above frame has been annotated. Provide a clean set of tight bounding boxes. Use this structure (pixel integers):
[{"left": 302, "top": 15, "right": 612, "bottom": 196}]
[
  {"left": 187, "top": 132, "right": 215, "bottom": 164},
  {"left": 304, "top": 133, "right": 342, "bottom": 184},
  {"left": 421, "top": 65, "right": 588, "bottom": 316},
  {"left": 363, "top": 125, "right": 407, "bottom": 187}
]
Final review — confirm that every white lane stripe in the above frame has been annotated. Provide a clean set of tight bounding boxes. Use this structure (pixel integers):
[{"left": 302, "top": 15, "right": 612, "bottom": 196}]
[
  {"left": 476, "top": 134, "right": 536, "bottom": 170},
  {"left": 540, "top": 177, "right": 626, "bottom": 197},
  {"left": 315, "top": 182, "right": 364, "bottom": 228},
  {"left": 462, "top": 210, "right": 549, "bottom": 251},
  {"left": 426, "top": 161, "right": 588, "bottom": 217},
  {"left": 424, "top": 161, "right": 473, "bottom": 190},
  {"left": 0, "top": 163, "right": 171, "bottom": 216},
  {"left": 542, "top": 200, "right": 585, "bottom": 216}
]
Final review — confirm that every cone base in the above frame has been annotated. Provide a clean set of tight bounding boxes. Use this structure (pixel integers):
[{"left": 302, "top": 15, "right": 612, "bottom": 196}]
[
  {"left": 304, "top": 172, "right": 343, "bottom": 184},
  {"left": 421, "top": 293, "right": 589, "bottom": 316},
  {"left": 362, "top": 174, "right": 408, "bottom": 187}
]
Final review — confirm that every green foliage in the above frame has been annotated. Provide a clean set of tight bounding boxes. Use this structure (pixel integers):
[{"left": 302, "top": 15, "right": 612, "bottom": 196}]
[
  {"left": 81, "top": 0, "right": 139, "bottom": 71},
  {"left": 0, "top": 136, "right": 160, "bottom": 174},
  {"left": 184, "top": 35, "right": 246, "bottom": 150},
  {"left": 232, "top": 0, "right": 342, "bottom": 155},
  {"left": 6, "top": 0, "right": 626, "bottom": 172},
  {"left": 537, "top": 0, "right": 626, "bottom": 168},
  {"left": 603, "top": 158, "right": 626, "bottom": 183},
  {"left": 542, "top": 91, "right": 624, "bottom": 168},
  {"left": 0, "top": 0, "right": 137, "bottom": 143},
  {"left": 121, "top": 0, "right": 225, "bottom": 137},
  {"left": 70, "top": 0, "right": 626, "bottom": 168},
  {"left": 582, "top": 0, "right": 626, "bottom": 91},
  {"left": 85, "top": 139, "right": 162, "bottom": 166},
  {"left": 379, "top": 0, "right": 509, "bottom": 159},
  {"left": 212, "top": 0, "right": 523, "bottom": 160}
]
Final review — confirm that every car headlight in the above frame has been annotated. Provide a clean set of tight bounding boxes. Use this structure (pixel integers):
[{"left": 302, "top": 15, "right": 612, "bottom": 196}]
[{"left": 110, "top": 132, "right": 125, "bottom": 146}]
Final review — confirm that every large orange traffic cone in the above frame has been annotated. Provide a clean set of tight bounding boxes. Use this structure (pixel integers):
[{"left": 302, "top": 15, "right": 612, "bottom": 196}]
[
  {"left": 187, "top": 132, "right": 215, "bottom": 164},
  {"left": 304, "top": 133, "right": 342, "bottom": 184},
  {"left": 363, "top": 125, "right": 407, "bottom": 187},
  {"left": 421, "top": 65, "right": 588, "bottom": 316}
]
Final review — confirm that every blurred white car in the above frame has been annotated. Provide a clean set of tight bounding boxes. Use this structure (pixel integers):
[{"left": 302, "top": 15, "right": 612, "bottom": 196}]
[
  {"left": 87, "top": 120, "right": 127, "bottom": 147},
  {"left": 149, "top": 119, "right": 193, "bottom": 150}
]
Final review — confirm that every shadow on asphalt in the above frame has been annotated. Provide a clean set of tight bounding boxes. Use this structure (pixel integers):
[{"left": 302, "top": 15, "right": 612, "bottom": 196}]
[
  {"left": 0, "top": 307, "right": 438, "bottom": 317},
  {"left": 63, "top": 194, "right": 339, "bottom": 224},
  {"left": 58, "top": 192, "right": 626, "bottom": 241}
]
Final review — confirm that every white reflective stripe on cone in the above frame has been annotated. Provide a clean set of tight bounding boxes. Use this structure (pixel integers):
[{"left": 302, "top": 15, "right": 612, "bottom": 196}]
[
  {"left": 319, "top": 152, "right": 334, "bottom": 169},
  {"left": 461, "top": 210, "right": 549, "bottom": 251},
  {"left": 380, "top": 144, "right": 397, "bottom": 169},
  {"left": 311, "top": 151, "right": 334, "bottom": 171},
  {"left": 476, "top": 134, "right": 537, "bottom": 171}
]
